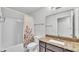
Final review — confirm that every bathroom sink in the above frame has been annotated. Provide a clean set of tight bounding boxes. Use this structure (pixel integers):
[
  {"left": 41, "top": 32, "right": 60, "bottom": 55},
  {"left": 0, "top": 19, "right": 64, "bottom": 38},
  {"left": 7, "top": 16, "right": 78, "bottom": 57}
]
[{"left": 48, "top": 39, "right": 64, "bottom": 45}]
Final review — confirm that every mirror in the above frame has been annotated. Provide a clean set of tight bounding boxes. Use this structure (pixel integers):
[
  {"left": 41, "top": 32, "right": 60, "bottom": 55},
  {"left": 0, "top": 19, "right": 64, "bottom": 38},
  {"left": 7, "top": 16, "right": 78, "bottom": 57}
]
[
  {"left": 57, "top": 16, "right": 73, "bottom": 38},
  {"left": 45, "top": 10, "right": 74, "bottom": 38}
]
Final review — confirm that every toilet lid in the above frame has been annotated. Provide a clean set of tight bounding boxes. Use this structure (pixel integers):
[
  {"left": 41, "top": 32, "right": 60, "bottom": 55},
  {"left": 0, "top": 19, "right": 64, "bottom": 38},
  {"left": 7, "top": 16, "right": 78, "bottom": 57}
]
[{"left": 27, "top": 42, "right": 38, "bottom": 48}]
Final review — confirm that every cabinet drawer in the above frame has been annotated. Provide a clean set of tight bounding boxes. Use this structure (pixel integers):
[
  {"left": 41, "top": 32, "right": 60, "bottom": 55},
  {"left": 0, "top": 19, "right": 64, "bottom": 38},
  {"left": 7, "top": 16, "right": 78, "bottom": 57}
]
[
  {"left": 46, "top": 44, "right": 63, "bottom": 52},
  {"left": 39, "top": 46, "right": 45, "bottom": 52},
  {"left": 46, "top": 49, "right": 52, "bottom": 52},
  {"left": 39, "top": 41, "right": 45, "bottom": 47}
]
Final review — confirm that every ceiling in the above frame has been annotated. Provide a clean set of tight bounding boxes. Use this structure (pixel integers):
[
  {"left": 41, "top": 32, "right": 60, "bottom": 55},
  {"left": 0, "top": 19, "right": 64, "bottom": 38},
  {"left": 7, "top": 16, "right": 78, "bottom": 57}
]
[{"left": 8, "top": 7, "right": 42, "bottom": 14}]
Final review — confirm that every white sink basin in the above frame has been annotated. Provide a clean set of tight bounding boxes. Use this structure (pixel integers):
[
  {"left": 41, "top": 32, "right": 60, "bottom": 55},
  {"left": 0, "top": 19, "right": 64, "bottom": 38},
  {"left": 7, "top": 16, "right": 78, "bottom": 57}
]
[{"left": 48, "top": 39, "right": 64, "bottom": 45}]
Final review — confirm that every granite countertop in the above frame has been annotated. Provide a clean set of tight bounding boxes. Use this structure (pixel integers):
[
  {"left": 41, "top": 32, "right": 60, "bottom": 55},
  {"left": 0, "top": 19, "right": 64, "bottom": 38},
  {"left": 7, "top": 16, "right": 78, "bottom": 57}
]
[{"left": 39, "top": 36, "right": 79, "bottom": 52}]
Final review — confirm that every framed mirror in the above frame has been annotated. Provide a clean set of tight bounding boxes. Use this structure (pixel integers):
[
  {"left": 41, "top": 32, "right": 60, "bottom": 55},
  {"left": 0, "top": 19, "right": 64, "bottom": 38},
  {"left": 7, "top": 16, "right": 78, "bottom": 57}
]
[
  {"left": 57, "top": 16, "right": 73, "bottom": 38},
  {"left": 45, "top": 9, "right": 75, "bottom": 38}
]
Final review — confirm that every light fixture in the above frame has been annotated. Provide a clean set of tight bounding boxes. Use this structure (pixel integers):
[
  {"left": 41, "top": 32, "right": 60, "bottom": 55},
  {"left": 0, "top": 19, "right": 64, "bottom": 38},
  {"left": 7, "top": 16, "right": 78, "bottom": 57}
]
[
  {"left": 48, "top": 7, "right": 56, "bottom": 10},
  {"left": 48, "top": 7, "right": 61, "bottom": 10}
]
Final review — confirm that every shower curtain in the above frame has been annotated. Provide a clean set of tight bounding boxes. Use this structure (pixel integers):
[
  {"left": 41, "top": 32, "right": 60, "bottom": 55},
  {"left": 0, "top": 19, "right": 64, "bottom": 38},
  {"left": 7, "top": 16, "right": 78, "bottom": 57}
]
[{"left": 23, "top": 15, "right": 34, "bottom": 48}]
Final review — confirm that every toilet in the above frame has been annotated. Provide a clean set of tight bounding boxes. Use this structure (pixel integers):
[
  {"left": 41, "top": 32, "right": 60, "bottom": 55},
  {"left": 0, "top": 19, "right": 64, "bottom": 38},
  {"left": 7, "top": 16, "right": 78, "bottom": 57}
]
[
  {"left": 26, "top": 42, "right": 38, "bottom": 52},
  {"left": 26, "top": 36, "right": 41, "bottom": 52}
]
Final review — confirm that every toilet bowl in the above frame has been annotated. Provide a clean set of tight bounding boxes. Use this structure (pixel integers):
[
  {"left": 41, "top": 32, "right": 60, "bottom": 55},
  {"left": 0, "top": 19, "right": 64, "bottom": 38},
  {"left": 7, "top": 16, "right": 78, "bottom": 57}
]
[
  {"left": 26, "top": 36, "right": 42, "bottom": 52},
  {"left": 27, "top": 42, "right": 38, "bottom": 52}
]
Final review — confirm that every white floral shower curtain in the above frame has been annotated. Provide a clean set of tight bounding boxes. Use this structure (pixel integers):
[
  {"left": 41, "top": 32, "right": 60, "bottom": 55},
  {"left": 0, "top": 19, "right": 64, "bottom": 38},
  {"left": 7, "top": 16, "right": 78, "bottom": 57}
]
[{"left": 23, "top": 15, "right": 34, "bottom": 48}]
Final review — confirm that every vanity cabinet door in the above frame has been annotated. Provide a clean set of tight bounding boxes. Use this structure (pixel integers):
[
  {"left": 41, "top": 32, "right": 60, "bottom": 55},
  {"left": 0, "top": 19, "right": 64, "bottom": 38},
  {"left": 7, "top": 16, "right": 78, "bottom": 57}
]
[
  {"left": 46, "top": 43, "right": 63, "bottom": 52},
  {"left": 39, "top": 41, "right": 45, "bottom": 47},
  {"left": 39, "top": 46, "right": 45, "bottom": 52},
  {"left": 39, "top": 41, "right": 46, "bottom": 52}
]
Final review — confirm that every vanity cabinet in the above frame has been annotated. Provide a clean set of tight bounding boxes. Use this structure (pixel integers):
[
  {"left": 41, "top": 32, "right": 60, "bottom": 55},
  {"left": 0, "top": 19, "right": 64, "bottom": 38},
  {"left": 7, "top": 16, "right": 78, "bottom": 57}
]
[
  {"left": 39, "top": 40, "right": 73, "bottom": 52},
  {"left": 39, "top": 41, "right": 46, "bottom": 52}
]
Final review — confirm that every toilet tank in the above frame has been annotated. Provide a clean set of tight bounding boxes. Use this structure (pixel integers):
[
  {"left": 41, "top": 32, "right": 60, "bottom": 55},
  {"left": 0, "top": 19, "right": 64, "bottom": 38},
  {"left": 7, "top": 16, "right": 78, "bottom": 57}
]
[{"left": 34, "top": 36, "right": 42, "bottom": 43}]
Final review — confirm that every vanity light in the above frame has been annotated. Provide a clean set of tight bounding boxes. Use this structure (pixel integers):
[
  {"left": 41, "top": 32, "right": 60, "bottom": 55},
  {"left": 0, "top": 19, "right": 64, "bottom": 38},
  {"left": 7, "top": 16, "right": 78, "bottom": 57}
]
[
  {"left": 48, "top": 7, "right": 56, "bottom": 10},
  {"left": 48, "top": 7, "right": 61, "bottom": 10}
]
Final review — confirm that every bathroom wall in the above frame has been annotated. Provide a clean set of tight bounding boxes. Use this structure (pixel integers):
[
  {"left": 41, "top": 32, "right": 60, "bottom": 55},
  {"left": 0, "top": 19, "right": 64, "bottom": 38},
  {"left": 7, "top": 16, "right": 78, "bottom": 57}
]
[
  {"left": 28, "top": 17, "right": 34, "bottom": 34},
  {"left": 30, "top": 8, "right": 48, "bottom": 37},
  {"left": 46, "top": 15, "right": 57, "bottom": 35}
]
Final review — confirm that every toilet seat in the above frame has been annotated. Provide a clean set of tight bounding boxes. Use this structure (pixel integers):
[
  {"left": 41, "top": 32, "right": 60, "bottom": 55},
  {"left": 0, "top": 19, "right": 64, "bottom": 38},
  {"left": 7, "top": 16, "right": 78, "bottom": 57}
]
[{"left": 27, "top": 42, "right": 38, "bottom": 49}]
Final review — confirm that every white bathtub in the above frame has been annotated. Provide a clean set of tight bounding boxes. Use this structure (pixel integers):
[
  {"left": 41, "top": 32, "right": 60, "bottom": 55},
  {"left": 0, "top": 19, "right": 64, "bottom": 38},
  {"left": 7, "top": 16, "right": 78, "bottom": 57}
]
[{"left": 5, "top": 43, "right": 25, "bottom": 52}]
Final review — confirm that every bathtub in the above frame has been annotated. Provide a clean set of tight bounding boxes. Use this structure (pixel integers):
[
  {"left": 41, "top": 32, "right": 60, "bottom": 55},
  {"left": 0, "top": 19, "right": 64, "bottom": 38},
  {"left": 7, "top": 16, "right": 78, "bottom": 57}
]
[{"left": 5, "top": 43, "right": 25, "bottom": 52}]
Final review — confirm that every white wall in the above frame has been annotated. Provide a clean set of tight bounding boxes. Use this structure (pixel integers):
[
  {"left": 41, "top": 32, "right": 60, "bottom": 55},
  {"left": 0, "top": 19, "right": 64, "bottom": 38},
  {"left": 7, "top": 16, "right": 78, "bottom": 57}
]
[
  {"left": 28, "top": 17, "right": 34, "bottom": 35},
  {"left": 31, "top": 8, "right": 48, "bottom": 37},
  {"left": 46, "top": 15, "right": 57, "bottom": 35}
]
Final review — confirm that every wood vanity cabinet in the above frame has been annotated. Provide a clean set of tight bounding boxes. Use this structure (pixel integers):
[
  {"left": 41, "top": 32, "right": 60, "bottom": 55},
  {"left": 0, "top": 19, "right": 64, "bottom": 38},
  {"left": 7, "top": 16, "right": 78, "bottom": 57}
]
[
  {"left": 39, "top": 41, "right": 46, "bottom": 52},
  {"left": 39, "top": 40, "right": 74, "bottom": 52}
]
